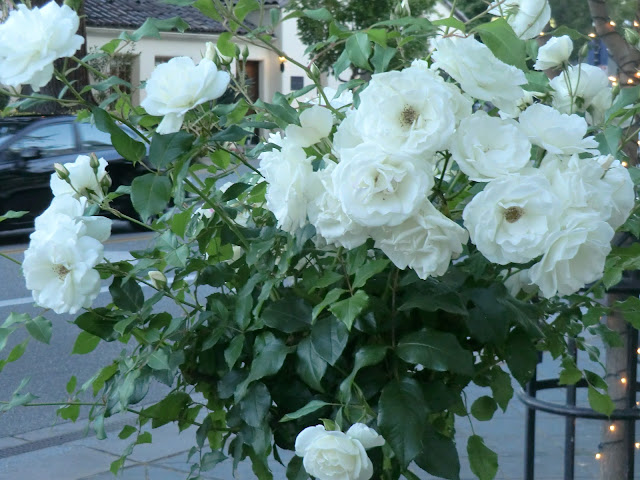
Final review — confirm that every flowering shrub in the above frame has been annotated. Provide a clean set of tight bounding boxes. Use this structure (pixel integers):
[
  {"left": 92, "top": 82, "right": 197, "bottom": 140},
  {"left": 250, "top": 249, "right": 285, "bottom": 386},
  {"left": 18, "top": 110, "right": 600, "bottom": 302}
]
[{"left": 1, "top": 1, "right": 640, "bottom": 480}]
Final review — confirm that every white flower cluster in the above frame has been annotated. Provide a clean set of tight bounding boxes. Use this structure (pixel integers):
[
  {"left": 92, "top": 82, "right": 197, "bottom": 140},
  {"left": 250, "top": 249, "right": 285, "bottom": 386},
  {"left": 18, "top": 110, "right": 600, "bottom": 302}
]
[
  {"left": 295, "top": 423, "right": 384, "bottom": 480},
  {"left": 23, "top": 156, "right": 112, "bottom": 314},
  {"left": 0, "top": 1, "right": 84, "bottom": 91},
  {"left": 259, "top": 33, "right": 635, "bottom": 297}
]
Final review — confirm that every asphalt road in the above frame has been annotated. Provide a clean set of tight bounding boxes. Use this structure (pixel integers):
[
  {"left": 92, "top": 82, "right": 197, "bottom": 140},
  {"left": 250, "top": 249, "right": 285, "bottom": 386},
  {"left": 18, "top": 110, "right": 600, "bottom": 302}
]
[{"left": 0, "top": 222, "right": 173, "bottom": 438}]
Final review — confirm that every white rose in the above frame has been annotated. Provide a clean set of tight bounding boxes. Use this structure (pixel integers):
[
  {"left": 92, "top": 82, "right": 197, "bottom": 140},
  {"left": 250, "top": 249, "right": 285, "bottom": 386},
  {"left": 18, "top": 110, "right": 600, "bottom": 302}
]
[
  {"left": 23, "top": 219, "right": 104, "bottom": 314},
  {"left": 333, "top": 109, "right": 364, "bottom": 156},
  {"left": 333, "top": 143, "right": 434, "bottom": 228},
  {"left": 503, "top": 269, "right": 537, "bottom": 297},
  {"left": 534, "top": 35, "right": 573, "bottom": 70},
  {"left": 518, "top": 104, "right": 599, "bottom": 155},
  {"left": 0, "top": 2, "right": 84, "bottom": 91},
  {"left": 285, "top": 105, "right": 334, "bottom": 148},
  {"left": 346, "top": 62, "right": 468, "bottom": 156},
  {"left": 50, "top": 155, "right": 109, "bottom": 203},
  {"left": 432, "top": 36, "right": 527, "bottom": 116},
  {"left": 141, "top": 57, "right": 230, "bottom": 134},
  {"left": 295, "top": 424, "right": 382, "bottom": 480},
  {"left": 258, "top": 140, "right": 314, "bottom": 233},
  {"left": 596, "top": 155, "right": 635, "bottom": 230},
  {"left": 450, "top": 111, "right": 531, "bottom": 181},
  {"left": 34, "top": 195, "right": 112, "bottom": 243},
  {"left": 540, "top": 154, "right": 618, "bottom": 225},
  {"left": 550, "top": 63, "right": 612, "bottom": 124},
  {"left": 308, "top": 162, "right": 369, "bottom": 249},
  {"left": 529, "top": 212, "right": 614, "bottom": 297},
  {"left": 374, "top": 201, "right": 469, "bottom": 279},
  {"left": 463, "top": 171, "right": 561, "bottom": 264},
  {"left": 489, "top": 0, "right": 551, "bottom": 40}
]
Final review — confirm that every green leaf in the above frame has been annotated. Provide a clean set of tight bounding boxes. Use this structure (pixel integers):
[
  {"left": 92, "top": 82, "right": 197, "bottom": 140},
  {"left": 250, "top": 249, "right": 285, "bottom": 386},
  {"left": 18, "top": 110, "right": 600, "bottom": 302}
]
[
  {"left": 471, "top": 396, "right": 497, "bottom": 421},
  {"left": 281, "top": 399, "right": 330, "bottom": 422},
  {"left": 371, "top": 45, "right": 396, "bottom": 73},
  {"left": 378, "top": 378, "right": 428, "bottom": 469},
  {"left": 0, "top": 210, "right": 28, "bottom": 222},
  {"left": 224, "top": 335, "right": 245, "bottom": 369},
  {"left": 119, "top": 16, "right": 189, "bottom": 41},
  {"left": 588, "top": 386, "right": 615, "bottom": 416},
  {"left": 414, "top": 423, "right": 460, "bottom": 480},
  {"left": 263, "top": 298, "right": 312, "bottom": 333},
  {"left": 58, "top": 404, "right": 80, "bottom": 422},
  {"left": 504, "top": 328, "right": 538, "bottom": 386},
  {"left": 147, "top": 349, "right": 170, "bottom": 370},
  {"left": 616, "top": 296, "right": 640, "bottom": 329},
  {"left": 467, "top": 435, "right": 498, "bottom": 480},
  {"left": 475, "top": 18, "right": 527, "bottom": 71},
  {"left": 345, "top": 32, "right": 372, "bottom": 70},
  {"left": 131, "top": 173, "right": 172, "bottom": 221},
  {"left": 400, "top": 287, "right": 467, "bottom": 315},
  {"left": 216, "top": 32, "right": 236, "bottom": 58},
  {"left": 465, "top": 286, "right": 510, "bottom": 344},
  {"left": 118, "top": 425, "right": 137, "bottom": 439},
  {"left": 296, "top": 337, "right": 327, "bottom": 392},
  {"left": 235, "top": 334, "right": 291, "bottom": 401},
  {"left": 312, "top": 288, "right": 346, "bottom": 320},
  {"left": 91, "top": 107, "right": 146, "bottom": 163},
  {"left": 595, "top": 126, "right": 623, "bottom": 157},
  {"left": 558, "top": 359, "right": 582, "bottom": 386},
  {"left": 333, "top": 49, "right": 351, "bottom": 77},
  {"left": 490, "top": 368, "right": 514, "bottom": 411},
  {"left": 311, "top": 316, "right": 349, "bottom": 366},
  {"left": 303, "top": 8, "right": 332, "bottom": 21},
  {"left": 286, "top": 456, "right": 308, "bottom": 480},
  {"left": 66, "top": 376, "right": 77, "bottom": 395},
  {"left": 353, "top": 259, "right": 389, "bottom": 289},
  {"left": 72, "top": 331, "right": 101, "bottom": 355},
  {"left": 75, "top": 309, "right": 120, "bottom": 341},
  {"left": 432, "top": 17, "right": 465, "bottom": 32},
  {"left": 82, "top": 76, "right": 132, "bottom": 94},
  {"left": 396, "top": 329, "right": 474, "bottom": 376},
  {"left": 140, "top": 392, "right": 191, "bottom": 428},
  {"left": 234, "top": 0, "right": 260, "bottom": 22},
  {"left": 221, "top": 182, "right": 251, "bottom": 202},
  {"left": 109, "top": 277, "right": 144, "bottom": 312},
  {"left": 240, "top": 382, "right": 271, "bottom": 427},
  {"left": 329, "top": 290, "right": 368, "bottom": 330},
  {"left": 338, "top": 345, "right": 387, "bottom": 403},
  {"left": 201, "top": 451, "right": 227, "bottom": 471},
  {"left": 148, "top": 131, "right": 195, "bottom": 168},
  {"left": 194, "top": 0, "right": 223, "bottom": 21},
  {"left": 25, "top": 316, "right": 52, "bottom": 344}
]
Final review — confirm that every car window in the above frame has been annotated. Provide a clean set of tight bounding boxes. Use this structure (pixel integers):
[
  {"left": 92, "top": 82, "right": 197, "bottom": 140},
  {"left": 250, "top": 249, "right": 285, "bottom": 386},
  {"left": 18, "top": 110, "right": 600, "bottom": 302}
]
[
  {"left": 9, "top": 123, "right": 76, "bottom": 157},
  {"left": 0, "top": 121, "right": 30, "bottom": 147},
  {"left": 77, "top": 122, "right": 113, "bottom": 149}
]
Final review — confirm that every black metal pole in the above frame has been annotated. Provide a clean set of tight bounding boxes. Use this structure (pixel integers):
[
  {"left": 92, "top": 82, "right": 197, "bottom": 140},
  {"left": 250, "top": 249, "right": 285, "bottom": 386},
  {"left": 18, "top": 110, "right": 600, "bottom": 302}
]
[
  {"left": 564, "top": 340, "right": 577, "bottom": 479},
  {"left": 525, "top": 362, "right": 538, "bottom": 480},
  {"left": 625, "top": 324, "right": 638, "bottom": 480}
]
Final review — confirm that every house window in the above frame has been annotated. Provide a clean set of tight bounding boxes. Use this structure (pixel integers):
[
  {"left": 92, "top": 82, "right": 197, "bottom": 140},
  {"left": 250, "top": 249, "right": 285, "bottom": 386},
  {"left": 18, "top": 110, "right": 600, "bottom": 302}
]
[
  {"left": 290, "top": 76, "right": 304, "bottom": 91},
  {"left": 154, "top": 56, "right": 174, "bottom": 66}
]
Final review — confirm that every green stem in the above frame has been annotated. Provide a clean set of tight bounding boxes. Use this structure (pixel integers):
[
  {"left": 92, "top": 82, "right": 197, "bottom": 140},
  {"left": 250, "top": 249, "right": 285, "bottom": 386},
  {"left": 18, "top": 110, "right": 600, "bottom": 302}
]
[{"left": 0, "top": 252, "right": 21, "bottom": 265}]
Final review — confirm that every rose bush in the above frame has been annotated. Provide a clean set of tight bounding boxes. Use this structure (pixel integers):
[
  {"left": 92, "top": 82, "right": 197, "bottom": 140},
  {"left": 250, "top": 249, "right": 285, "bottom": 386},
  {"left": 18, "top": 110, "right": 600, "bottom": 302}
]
[{"left": 1, "top": 1, "right": 640, "bottom": 480}]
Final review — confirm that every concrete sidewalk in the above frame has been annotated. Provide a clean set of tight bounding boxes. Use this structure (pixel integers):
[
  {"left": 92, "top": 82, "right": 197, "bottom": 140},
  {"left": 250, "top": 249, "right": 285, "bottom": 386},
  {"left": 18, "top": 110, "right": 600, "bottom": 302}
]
[{"left": 0, "top": 353, "right": 629, "bottom": 479}]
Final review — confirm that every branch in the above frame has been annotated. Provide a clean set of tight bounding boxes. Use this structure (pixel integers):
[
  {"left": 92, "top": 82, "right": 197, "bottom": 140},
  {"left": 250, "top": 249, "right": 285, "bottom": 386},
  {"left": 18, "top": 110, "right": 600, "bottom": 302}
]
[{"left": 587, "top": 0, "right": 640, "bottom": 81}]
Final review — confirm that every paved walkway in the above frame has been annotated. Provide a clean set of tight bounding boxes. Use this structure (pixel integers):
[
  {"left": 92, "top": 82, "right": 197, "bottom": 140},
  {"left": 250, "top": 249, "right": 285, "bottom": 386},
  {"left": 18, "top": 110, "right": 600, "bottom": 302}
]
[{"left": 0, "top": 350, "right": 631, "bottom": 479}]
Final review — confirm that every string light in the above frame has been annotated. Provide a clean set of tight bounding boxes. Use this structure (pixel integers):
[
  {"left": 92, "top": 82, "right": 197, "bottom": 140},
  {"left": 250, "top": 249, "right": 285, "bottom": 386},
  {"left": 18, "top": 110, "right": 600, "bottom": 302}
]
[
  {"left": 636, "top": 347, "right": 640, "bottom": 354},
  {"left": 636, "top": 442, "right": 640, "bottom": 449},
  {"left": 635, "top": 20, "right": 640, "bottom": 27},
  {"left": 539, "top": 31, "right": 545, "bottom": 36},
  {"left": 596, "top": 452, "right": 602, "bottom": 460},
  {"left": 609, "top": 424, "right": 616, "bottom": 432},
  {"left": 610, "top": 20, "right": 617, "bottom": 26},
  {"left": 628, "top": 78, "right": 635, "bottom": 85},
  {"left": 621, "top": 377, "right": 628, "bottom": 385},
  {"left": 609, "top": 75, "right": 618, "bottom": 82},
  {"left": 589, "top": 32, "right": 597, "bottom": 38},
  {"left": 622, "top": 161, "right": 629, "bottom": 168}
]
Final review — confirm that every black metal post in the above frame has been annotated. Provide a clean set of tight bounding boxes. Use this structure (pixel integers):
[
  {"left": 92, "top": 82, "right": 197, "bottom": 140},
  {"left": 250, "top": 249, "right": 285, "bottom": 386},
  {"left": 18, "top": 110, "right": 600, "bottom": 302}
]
[
  {"left": 524, "top": 362, "right": 538, "bottom": 480},
  {"left": 564, "top": 340, "right": 577, "bottom": 479},
  {"left": 626, "top": 324, "right": 638, "bottom": 480}
]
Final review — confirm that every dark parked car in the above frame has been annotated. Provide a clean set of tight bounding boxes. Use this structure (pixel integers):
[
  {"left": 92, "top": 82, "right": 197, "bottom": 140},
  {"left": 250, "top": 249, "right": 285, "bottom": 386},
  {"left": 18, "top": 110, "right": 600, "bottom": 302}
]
[{"left": 0, "top": 115, "right": 146, "bottom": 230}]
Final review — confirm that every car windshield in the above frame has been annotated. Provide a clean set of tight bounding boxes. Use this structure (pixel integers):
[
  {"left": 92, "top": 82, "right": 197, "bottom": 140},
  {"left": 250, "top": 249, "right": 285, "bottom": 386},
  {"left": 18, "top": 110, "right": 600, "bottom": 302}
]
[{"left": 0, "top": 120, "right": 32, "bottom": 147}]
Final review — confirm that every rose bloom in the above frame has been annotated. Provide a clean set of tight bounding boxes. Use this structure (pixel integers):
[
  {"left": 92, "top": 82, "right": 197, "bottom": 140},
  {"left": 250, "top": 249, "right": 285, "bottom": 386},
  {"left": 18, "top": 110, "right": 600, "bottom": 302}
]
[
  {"left": 259, "top": 137, "right": 314, "bottom": 234},
  {"left": 518, "top": 104, "right": 598, "bottom": 155},
  {"left": 345, "top": 60, "right": 470, "bottom": 156},
  {"left": 450, "top": 110, "right": 531, "bottom": 181},
  {"left": 23, "top": 217, "right": 105, "bottom": 314},
  {"left": 432, "top": 36, "right": 526, "bottom": 116},
  {"left": 308, "top": 162, "right": 369, "bottom": 249},
  {"left": 534, "top": 35, "right": 573, "bottom": 70},
  {"left": 489, "top": 0, "right": 551, "bottom": 40},
  {"left": 550, "top": 63, "right": 612, "bottom": 124},
  {"left": 595, "top": 155, "right": 635, "bottom": 230},
  {"left": 0, "top": 2, "right": 84, "bottom": 90},
  {"left": 50, "top": 155, "right": 109, "bottom": 203},
  {"left": 141, "top": 56, "right": 230, "bottom": 134},
  {"left": 374, "top": 201, "right": 469, "bottom": 279},
  {"left": 295, "top": 424, "right": 384, "bottom": 480},
  {"left": 34, "top": 195, "right": 112, "bottom": 244},
  {"left": 285, "top": 105, "right": 334, "bottom": 148},
  {"left": 529, "top": 212, "right": 614, "bottom": 297},
  {"left": 463, "top": 171, "right": 561, "bottom": 265},
  {"left": 333, "top": 142, "right": 434, "bottom": 228}
]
